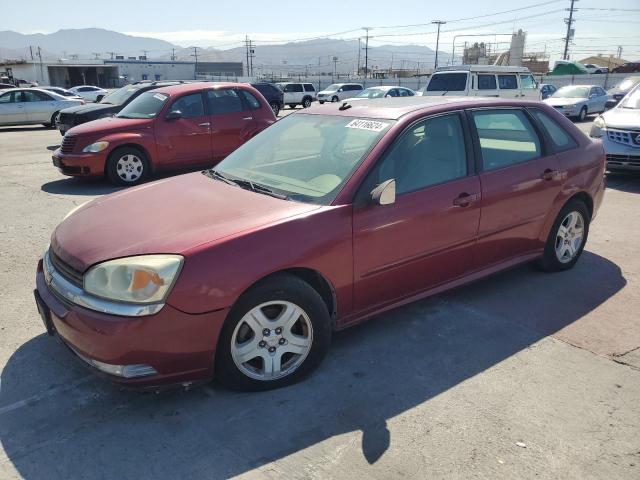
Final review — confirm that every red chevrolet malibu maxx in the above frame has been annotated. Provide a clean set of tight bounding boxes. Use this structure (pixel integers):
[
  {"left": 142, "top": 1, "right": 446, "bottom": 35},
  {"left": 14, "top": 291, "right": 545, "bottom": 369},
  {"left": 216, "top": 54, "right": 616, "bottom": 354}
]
[
  {"left": 52, "top": 82, "right": 276, "bottom": 185},
  {"left": 35, "top": 97, "right": 605, "bottom": 391}
]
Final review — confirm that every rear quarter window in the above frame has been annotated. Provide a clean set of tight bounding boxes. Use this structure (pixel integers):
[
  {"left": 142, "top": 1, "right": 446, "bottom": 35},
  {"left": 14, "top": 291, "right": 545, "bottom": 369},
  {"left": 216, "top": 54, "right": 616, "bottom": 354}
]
[{"left": 529, "top": 109, "right": 578, "bottom": 152}]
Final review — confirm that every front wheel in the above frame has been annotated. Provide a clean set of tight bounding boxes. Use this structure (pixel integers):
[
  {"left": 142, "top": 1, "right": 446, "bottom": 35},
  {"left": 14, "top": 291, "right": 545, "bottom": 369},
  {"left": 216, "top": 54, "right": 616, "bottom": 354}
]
[
  {"left": 331, "top": 96, "right": 339, "bottom": 103},
  {"left": 302, "top": 97, "right": 312, "bottom": 108},
  {"left": 577, "top": 106, "right": 587, "bottom": 122},
  {"left": 269, "top": 102, "right": 280, "bottom": 116},
  {"left": 537, "top": 199, "right": 590, "bottom": 271},
  {"left": 318, "top": 100, "right": 325, "bottom": 104},
  {"left": 106, "top": 147, "right": 149, "bottom": 186},
  {"left": 215, "top": 274, "right": 331, "bottom": 391}
]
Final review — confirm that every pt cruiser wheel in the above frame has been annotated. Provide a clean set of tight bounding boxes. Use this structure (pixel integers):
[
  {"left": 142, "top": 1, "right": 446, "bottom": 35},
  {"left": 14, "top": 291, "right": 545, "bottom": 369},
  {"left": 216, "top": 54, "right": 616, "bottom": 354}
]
[
  {"left": 106, "top": 147, "right": 149, "bottom": 186},
  {"left": 216, "top": 274, "right": 331, "bottom": 391},
  {"left": 538, "top": 199, "right": 590, "bottom": 271}
]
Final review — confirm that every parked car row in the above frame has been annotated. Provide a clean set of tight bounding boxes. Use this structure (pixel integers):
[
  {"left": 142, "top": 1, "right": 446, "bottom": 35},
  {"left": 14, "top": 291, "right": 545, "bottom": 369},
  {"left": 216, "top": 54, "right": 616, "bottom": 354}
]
[
  {"left": 0, "top": 88, "right": 84, "bottom": 127},
  {"left": 35, "top": 95, "right": 606, "bottom": 390}
]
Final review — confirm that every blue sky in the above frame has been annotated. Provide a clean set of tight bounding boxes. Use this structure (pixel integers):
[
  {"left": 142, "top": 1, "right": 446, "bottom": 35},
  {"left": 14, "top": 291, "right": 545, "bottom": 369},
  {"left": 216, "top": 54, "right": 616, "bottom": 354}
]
[{"left": 4, "top": 0, "right": 640, "bottom": 61}]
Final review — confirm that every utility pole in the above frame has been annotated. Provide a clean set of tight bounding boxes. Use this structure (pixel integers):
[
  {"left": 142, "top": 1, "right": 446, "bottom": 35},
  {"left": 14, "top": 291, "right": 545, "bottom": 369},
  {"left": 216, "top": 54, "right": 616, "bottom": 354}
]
[
  {"left": 562, "top": 0, "right": 578, "bottom": 60},
  {"left": 191, "top": 47, "right": 199, "bottom": 79},
  {"left": 141, "top": 50, "right": 148, "bottom": 59},
  {"left": 249, "top": 40, "right": 255, "bottom": 77},
  {"left": 363, "top": 27, "right": 371, "bottom": 78},
  {"left": 245, "top": 36, "right": 250, "bottom": 76},
  {"left": 432, "top": 20, "right": 446, "bottom": 69},
  {"left": 171, "top": 48, "right": 176, "bottom": 61},
  {"left": 357, "top": 38, "right": 361, "bottom": 76},
  {"left": 36, "top": 46, "right": 43, "bottom": 83},
  {"left": 617, "top": 45, "right": 623, "bottom": 59},
  {"left": 107, "top": 51, "right": 117, "bottom": 60},
  {"left": 92, "top": 52, "right": 101, "bottom": 60},
  {"left": 333, "top": 56, "right": 338, "bottom": 79}
]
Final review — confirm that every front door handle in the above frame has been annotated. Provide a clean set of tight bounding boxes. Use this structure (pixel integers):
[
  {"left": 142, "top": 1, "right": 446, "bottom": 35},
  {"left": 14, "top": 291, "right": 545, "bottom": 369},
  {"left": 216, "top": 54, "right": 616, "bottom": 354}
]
[
  {"left": 243, "top": 116, "right": 253, "bottom": 121},
  {"left": 453, "top": 192, "right": 480, "bottom": 207},
  {"left": 541, "top": 169, "right": 558, "bottom": 181},
  {"left": 198, "top": 122, "right": 210, "bottom": 127}
]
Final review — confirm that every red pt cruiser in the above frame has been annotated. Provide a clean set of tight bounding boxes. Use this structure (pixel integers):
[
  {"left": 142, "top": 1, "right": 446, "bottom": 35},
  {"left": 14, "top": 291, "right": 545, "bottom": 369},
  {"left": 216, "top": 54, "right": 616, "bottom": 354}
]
[
  {"left": 52, "top": 82, "right": 276, "bottom": 185},
  {"left": 35, "top": 97, "right": 605, "bottom": 391}
]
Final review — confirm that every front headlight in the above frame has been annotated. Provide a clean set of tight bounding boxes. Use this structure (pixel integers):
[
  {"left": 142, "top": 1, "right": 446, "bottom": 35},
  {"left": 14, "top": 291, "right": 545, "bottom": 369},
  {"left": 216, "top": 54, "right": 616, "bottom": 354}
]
[
  {"left": 82, "top": 141, "right": 109, "bottom": 153},
  {"left": 84, "top": 255, "right": 184, "bottom": 304},
  {"left": 590, "top": 115, "right": 606, "bottom": 138}
]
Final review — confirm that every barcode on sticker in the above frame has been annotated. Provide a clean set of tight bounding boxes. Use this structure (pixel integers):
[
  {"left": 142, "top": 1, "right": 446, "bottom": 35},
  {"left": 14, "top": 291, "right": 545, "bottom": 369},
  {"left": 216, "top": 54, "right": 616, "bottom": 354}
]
[
  {"left": 345, "top": 119, "right": 389, "bottom": 132},
  {"left": 153, "top": 93, "right": 167, "bottom": 101}
]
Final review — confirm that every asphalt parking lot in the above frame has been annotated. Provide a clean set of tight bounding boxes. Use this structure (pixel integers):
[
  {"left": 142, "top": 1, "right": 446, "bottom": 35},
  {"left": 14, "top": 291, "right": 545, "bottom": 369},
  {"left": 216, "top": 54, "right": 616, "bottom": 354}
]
[{"left": 1, "top": 115, "right": 639, "bottom": 479}]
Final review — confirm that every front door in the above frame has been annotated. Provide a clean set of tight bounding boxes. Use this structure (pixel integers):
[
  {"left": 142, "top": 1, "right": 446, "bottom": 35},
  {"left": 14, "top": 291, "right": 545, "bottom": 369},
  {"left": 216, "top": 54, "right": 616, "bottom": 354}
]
[
  {"left": 0, "top": 90, "right": 27, "bottom": 125},
  {"left": 353, "top": 112, "right": 481, "bottom": 312},
  {"left": 22, "top": 90, "right": 56, "bottom": 123},
  {"left": 207, "top": 88, "right": 257, "bottom": 161},
  {"left": 470, "top": 108, "right": 562, "bottom": 268},
  {"left": 155, "top": 92, "right": 212, "bottom": 167}
]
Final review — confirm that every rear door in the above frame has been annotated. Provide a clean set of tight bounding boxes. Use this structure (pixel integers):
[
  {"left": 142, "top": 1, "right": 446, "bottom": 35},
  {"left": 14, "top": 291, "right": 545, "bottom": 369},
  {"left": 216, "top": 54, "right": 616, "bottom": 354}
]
[
  {"left": 353, "top": 112, "right": 481, "bottom": 311},
  {"left": 470, "top": 108, "right": 562, "bottom": 268},
  {"left": 207, "top": 87, "right": 258, "bottom": 160},
  {"left": 497, "top": 74, "right": 520, "bottom": 99},
  {"left": 155, "top": 92, "right": 212, "bottom": 167},
  {"left": 0, "top": 91, "right": 27, "bottom": 124}
]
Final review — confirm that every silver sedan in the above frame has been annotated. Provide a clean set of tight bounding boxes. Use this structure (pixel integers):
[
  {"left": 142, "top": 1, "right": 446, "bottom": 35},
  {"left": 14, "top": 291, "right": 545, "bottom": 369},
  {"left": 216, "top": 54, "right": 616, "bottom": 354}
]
[
  {"left": 543, "top": 85, "right": 608, "bottom": 122},
  {"left": 0, "top": 88, "right": 84, "bottom": 127}
]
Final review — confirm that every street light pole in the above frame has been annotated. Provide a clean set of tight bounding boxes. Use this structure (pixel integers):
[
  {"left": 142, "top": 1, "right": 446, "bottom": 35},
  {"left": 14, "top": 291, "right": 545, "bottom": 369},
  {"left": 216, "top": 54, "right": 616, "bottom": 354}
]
[{"left": 432, "top": 20, "right": 446, "bottom": 69}]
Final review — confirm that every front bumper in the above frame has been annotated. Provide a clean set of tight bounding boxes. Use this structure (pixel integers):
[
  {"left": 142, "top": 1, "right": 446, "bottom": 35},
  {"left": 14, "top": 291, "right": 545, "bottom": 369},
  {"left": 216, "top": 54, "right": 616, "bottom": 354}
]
[
  {"left": 52, "top": 147, "right": 107, "bottom": 177},
  {"left": 35, "top": 258, "right": 229, "bottom": 388},
  {"left": 601, "top": 135, "right": 640, "bottom": 171}
]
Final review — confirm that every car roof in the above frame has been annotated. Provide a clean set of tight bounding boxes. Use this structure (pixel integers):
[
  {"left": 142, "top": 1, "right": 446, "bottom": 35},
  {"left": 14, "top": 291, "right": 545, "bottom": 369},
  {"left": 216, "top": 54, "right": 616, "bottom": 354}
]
[
  {"left": 558, "top": 84, "right": 600, "bottom": 88},
  {"left": 301, "top": 96, "right": 545, "bottom": 120},
  {"left": 150, "top": 81, "right": 240, "bottom": 96}
]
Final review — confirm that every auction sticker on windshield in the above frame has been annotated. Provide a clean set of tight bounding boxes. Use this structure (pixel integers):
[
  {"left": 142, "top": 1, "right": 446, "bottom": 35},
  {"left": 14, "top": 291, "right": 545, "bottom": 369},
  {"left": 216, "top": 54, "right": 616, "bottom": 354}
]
[
  {"left": 345, "top": 119, "right": 389, "bottom": 132},
  {"left": 153, "top": 93, "right": 168, "bottom": 101}
]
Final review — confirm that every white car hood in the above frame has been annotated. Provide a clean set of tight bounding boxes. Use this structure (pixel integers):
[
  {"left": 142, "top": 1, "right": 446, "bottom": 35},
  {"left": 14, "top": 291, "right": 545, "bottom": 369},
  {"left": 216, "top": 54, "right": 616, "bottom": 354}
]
[
  {"left": 318, "top": 91, "right": 337, "bottom": 95},
  {"left": 544, "top": 97, "right": 586, "bottom": 107},
  {"left": 602, "top": 107, "right": 640, "bottom": 130}
]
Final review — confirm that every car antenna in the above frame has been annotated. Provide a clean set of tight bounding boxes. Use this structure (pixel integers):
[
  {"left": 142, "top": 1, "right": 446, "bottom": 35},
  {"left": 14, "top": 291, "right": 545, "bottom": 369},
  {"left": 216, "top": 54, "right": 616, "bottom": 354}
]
[{"left": 339, "top": 101, "right": 352, "bottom": 110}]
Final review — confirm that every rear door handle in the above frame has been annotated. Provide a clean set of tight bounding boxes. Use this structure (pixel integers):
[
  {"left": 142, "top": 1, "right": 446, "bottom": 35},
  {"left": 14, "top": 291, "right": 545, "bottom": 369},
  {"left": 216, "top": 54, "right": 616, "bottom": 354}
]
[
  {"left": 198, "top": 122, "right": 210, "bottom": 127},
  {"left": 541, "top": 169, "right": 559, "bottom": 181},
  {"left": 243, "top": 116, "right": 253, "bottom": 121},
  {"left": 453, "top": 192, "right": 480, "bottom": 207}
]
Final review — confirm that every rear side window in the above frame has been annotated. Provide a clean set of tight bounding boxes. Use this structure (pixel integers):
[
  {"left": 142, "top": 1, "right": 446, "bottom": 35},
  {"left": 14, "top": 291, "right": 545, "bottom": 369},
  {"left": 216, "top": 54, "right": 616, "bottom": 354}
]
[
  {"left": 478, "top": 75, "right": 497, "bottom": 90},
  {"left": 169, "top": 93, "right": 205, "bottom": 118},
  {"left": 207, "top": 89, "right": 243, "bottom": 114},
  {"left": 238, "top": 90, "right": 261, "bottom": 109},
  {"left": 285, "top": 84, "right": 303, "bottom": 93},
  {"left": 427, "top": 73, "right": 467, "bottom": 92},
  {"left": 304, "top": 84, "right": 315, "bottom": 92},
  {"left": 530, "top": 109, "right": 578, "bottom": 151},
  {"left": 497, "top": 75, "right": 518, "bottom": 90},
  {"left": 472, "top": 109, "right": 541, "bottom": 171}
]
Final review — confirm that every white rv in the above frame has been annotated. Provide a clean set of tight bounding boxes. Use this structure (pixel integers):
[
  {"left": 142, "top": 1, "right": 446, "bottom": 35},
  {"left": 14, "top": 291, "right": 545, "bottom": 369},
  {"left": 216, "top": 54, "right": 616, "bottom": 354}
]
[{"left": 420, "top": 66, "right": 540, "bottom": 100}]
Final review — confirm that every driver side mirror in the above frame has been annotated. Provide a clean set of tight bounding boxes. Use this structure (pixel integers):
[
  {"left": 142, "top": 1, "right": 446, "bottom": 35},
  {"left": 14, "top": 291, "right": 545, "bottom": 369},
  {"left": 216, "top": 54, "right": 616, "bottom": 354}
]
[
  {"left": 371, "top": 179, "right": 396, "bottom": 206},
  {"left": 165, "top": 110, "right": 182, "bottom": 120}
]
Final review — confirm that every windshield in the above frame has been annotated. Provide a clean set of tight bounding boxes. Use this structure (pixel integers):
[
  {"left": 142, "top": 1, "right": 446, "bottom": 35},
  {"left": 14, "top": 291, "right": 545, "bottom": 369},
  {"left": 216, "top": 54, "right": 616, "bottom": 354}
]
[
  {"left": 100, "top": 85, "right": 140, "bottom": 105},
  {"left": 356, "top": 88, "right": 387, "bottom": 99},
  {"left": 213, "top": 114, "right": 394, "bottom": 204},
  {"left": 116, "top": 91, "right": 168, "bottom": 119},
  {"left": 426, "top": 73, "right": 468, "bottom": 92},
  {"left": 323, "top": 84, "right": 341, "bottom": 92},
  {"left": 552, "top": 86, "right": 589, "bottom": 98},
  {"left": 619, "top": 86, "right": 640, "bottom": 109}
]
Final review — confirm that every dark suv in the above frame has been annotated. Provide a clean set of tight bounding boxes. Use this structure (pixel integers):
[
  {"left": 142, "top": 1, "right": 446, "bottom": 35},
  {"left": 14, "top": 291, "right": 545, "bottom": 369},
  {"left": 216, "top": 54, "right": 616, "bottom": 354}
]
[
  {"left": 251, "top": 83, "right": 284, "bottom": 116},
  {"left": 56, "top": 81, "right": 182, "bottom": 135}
]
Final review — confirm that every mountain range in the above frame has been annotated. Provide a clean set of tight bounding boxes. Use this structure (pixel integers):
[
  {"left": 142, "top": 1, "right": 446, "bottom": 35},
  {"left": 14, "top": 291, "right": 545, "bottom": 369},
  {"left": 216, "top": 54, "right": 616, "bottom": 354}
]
[{"left": 0, "top": 28, "right": 451, "bottom": 74}]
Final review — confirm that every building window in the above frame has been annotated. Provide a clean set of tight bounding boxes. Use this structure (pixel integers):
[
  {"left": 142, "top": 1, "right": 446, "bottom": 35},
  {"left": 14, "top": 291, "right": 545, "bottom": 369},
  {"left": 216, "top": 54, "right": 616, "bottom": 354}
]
[
  {"left": 155, "top": 74, "right": 161, "bottom": 81},
  {"left": 142, "top": 74, "right": 148, "bottom": 81}
]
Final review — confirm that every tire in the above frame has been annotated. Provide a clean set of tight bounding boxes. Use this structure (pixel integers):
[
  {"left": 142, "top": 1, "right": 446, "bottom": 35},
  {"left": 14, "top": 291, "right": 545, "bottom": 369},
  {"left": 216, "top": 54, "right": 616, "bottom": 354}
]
[
  {"left": 331, "top": 96, "right": 339, "bottom": 103},
  {"left": 215, "top": 274, "right": 332, "bottom": 391},
  {"left": 289, "top": 104, "right": 297, "bottom": 109},
  {"left": 577, "top": 106, "right": 587, "bottom": 122},
  {"left": 302, "top": 97, "right": 312, "bottom": 108},
  {"left": 105, "top": 146, "right": 149, "bottom": 186},
  {"left": 537, "top": 199, "right": 590, "bottom": 272},
  {"left": 269, "top": 102, "right": 280, "bottom": 116},
  {"left": 42, "top": 111, "right": 59, "bottom": 128},
  {"left": 319, "top": 100, "right": 325, "bottom": 104}
]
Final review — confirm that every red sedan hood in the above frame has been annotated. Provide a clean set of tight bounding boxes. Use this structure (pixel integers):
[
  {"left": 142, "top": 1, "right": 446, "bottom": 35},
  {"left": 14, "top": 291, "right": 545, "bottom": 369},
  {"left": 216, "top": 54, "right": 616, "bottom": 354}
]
[
  {"left": 67, "top": 116, "right": 151, "bottom": 136},
  {"left": 52, "top": 172, "right": 320, "bottom": 272}
]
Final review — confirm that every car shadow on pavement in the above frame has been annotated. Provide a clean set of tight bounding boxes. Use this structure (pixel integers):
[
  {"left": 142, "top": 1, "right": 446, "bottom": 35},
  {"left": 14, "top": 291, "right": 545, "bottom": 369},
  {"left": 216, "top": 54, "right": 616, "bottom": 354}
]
[
  {"left": 0, "top": 251, "right": 626, "bottom": 479},
  {"left": 606, "top": 172, "right": 640, "bottom": 194},
  {"left": 40, "top": 178, "right": 124, "bottom": 196},
  {"left": 0, "top": 126, "right": 52, "bottom": 133}
]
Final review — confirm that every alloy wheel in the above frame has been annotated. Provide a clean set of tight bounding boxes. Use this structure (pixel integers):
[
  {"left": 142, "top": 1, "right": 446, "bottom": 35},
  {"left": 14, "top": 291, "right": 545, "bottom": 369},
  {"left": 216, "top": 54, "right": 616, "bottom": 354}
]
[
  {"left": 231, "top": 301, "right": 313, "bottom": 381},
  {"left": 555, "top": 211, "right": 585, "bottom": 263}
]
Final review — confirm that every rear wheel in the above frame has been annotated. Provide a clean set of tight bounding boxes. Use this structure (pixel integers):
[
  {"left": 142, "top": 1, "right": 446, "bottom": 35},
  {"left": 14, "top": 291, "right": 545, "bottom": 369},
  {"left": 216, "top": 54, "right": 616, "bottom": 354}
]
[
  {"left": 319, "top": 100, "right": 325, "bottom": 104},
  {"left": 215, "top": 274, "right": 331, "bottom": 391},
  {"left": 106, "top": 147, "right": 149, "bottom": 186},
  {"left": 289, "top": 104, "right": 297, "bottom": 109},
  {"left": 331, "top": 96, "right": 339, "bottom": 103},
  {"left": 269, "top": 102, "right": 280, "bottom": 116},
  {"left": 577, "top": 106, "right": 587, "bottom": 122},
  {"left": 302, "top": 97, "right": 312, "bottom": 108},
  {"left": 42, "top": 111, "right": 59, "bottom": 128},
  {"left": 537, "top": 199, "right": 590, "bottom": 271}
]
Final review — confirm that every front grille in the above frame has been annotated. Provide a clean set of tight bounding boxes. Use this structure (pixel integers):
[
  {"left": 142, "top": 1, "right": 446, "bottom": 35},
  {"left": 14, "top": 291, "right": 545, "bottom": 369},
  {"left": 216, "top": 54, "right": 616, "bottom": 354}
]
[
  {"left": 606, "top": 153, "right": 640, "bottom": 167},
  {"left": 49, "top": 250, "right": 84, "bottom": 287},
  {"left": 60, "top": 135, "right": 77, "bottom": 154},
  {"left": 607, "top": 128, "right": 640, "bottom": 147}
]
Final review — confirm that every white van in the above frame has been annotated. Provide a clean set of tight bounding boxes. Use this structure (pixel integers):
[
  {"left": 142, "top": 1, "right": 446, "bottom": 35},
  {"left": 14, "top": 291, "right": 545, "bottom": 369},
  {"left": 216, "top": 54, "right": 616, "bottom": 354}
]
[{"left": 420, "top": 66, "right": 540, "bottom": 99}]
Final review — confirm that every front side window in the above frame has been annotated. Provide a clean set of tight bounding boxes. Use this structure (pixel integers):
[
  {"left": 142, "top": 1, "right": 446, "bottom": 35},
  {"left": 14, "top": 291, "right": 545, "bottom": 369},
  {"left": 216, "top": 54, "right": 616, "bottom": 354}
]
[
  {"left": 169, "top": 93, "right": 205, "bottom": 118},
  {"left": 117, "top": 91, "right": 168, "bottom": 119},
  {"left": 207, "top": 89, "right": 243, "bottom": 114},
  {"left": 530, "top": 109, "right": 577, "bottom": 151},
  {"left": 472, "top": 109, "right": 541, "bottom": 171},
  {"left": 521, "top": 74, "right": 537, "bottom": 89},
  {"left": 426, "top": 73, "right": 468, "bottom": 92},
  {"left": 478, "top": 75, "right": 497, "bottom": 90},
  {"left": 369, "top": 113, "right": 468, "bottom": 195},
  {"left": 498, "top": 75, "right": 518, "bottom": 90},
  {"left": 214, "top": 114, "right": 394, "bottom": 204},
  {"left": 0, "top": 92, "right": 15, "bottom": 104}
]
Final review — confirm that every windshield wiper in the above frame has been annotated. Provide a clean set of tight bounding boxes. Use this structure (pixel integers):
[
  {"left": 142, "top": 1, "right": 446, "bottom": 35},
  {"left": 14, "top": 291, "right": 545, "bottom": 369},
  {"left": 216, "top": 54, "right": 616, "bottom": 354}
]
[
  {"left": 235, "top": 179, "right": 290, "bottom": 200},
  {"left": 208, "top": 169, "right": 239, "bottom": 186}
]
